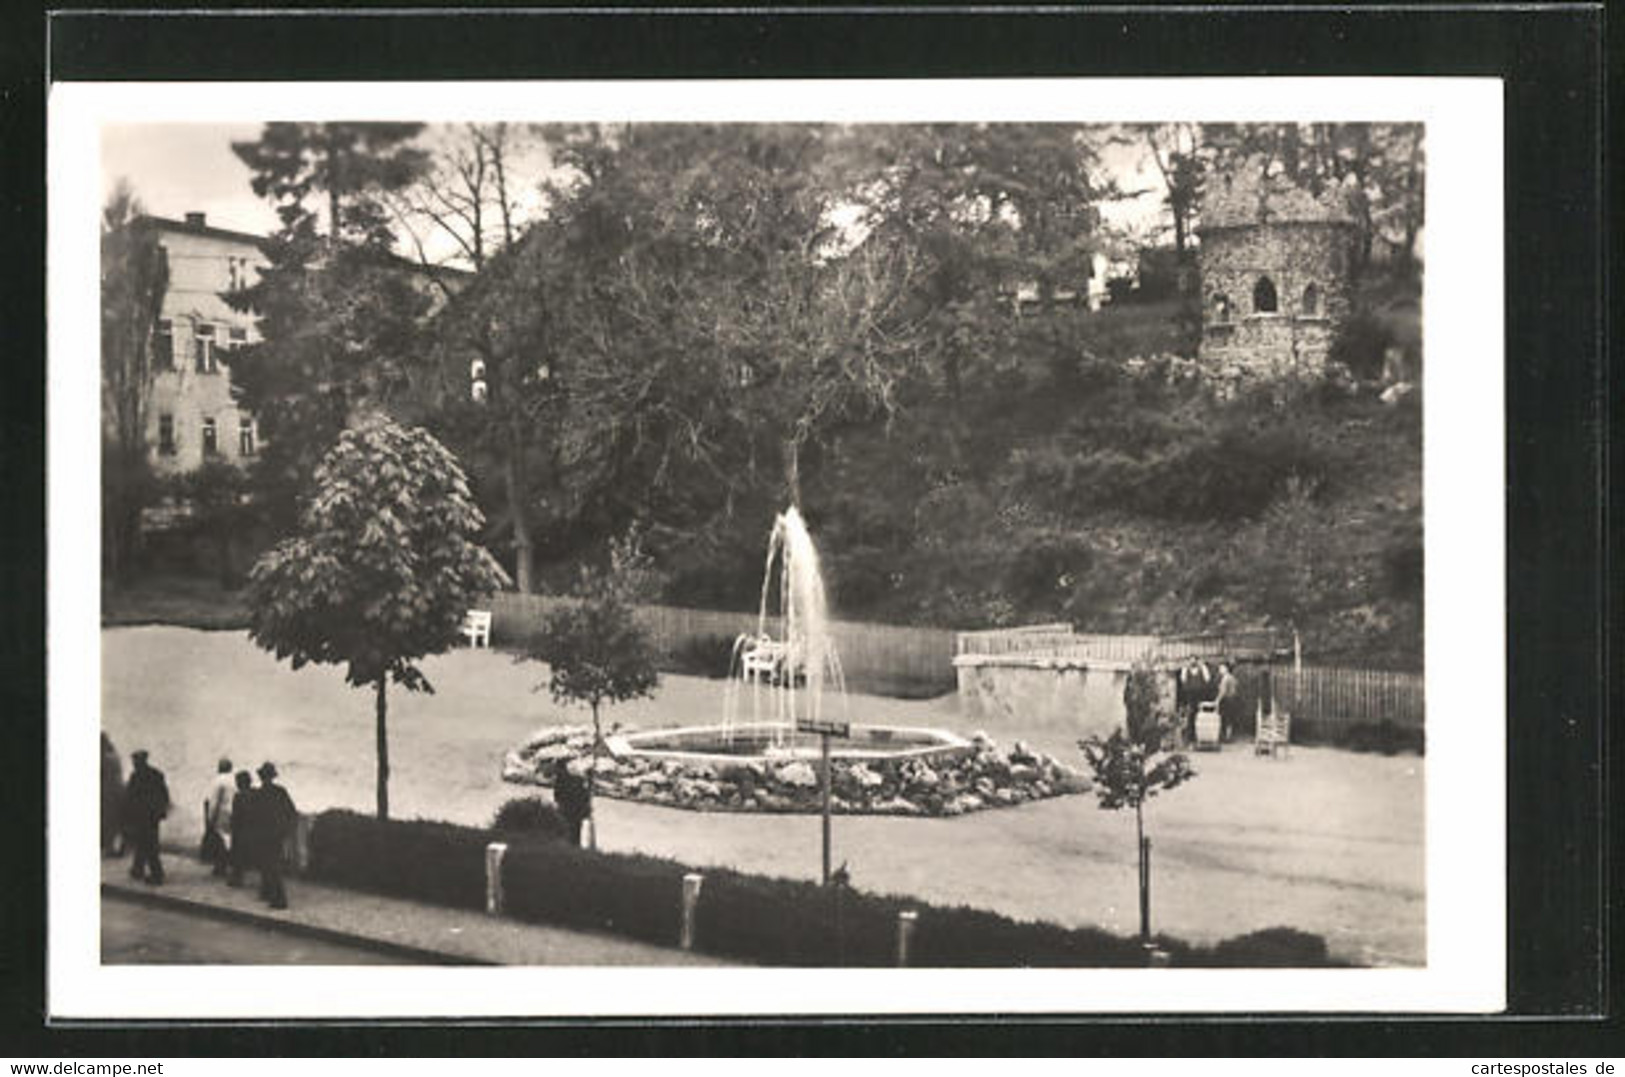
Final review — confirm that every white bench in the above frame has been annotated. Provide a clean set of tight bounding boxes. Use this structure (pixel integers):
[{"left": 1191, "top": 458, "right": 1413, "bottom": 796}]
[{"left": 462, "top": 609, "right": 492, "bottom": 648}]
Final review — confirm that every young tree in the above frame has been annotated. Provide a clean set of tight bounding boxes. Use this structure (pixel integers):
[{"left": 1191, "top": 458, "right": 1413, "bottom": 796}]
[
  {"left": 525, "top": 529, "right": 659, "bottom": 841},
  {"left": 101, "top": 181, "right": 170, "bottom": 582},
  {"left": 1078, "top": 664, "right": 1196, "bottom": 942},
  {"left": 246, "top": 416, "right": 509, "bottom": 819}
]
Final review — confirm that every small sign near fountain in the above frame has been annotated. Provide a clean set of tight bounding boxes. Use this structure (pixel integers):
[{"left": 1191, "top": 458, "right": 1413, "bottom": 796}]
[{"left": 501, "top": 507, "right": 1092, "bottom": 817}]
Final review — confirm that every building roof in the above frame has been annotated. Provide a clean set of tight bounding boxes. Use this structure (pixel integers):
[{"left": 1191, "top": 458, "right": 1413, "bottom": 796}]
[
  {"left": 1198, "top": 166, "right": 1357, "bottom": 231},
  {"left": 134, "top": 214, "right": 474, "bottom": 280}
]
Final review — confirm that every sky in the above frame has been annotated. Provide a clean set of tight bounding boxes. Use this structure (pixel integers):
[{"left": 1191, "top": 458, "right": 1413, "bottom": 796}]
[{"left": 101, "top": 122, "right": 1170, "bottom": 264}]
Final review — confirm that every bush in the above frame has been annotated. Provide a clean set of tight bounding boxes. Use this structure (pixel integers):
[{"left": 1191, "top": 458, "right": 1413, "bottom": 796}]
[
  {"left": 1328, "top": 309, "right": 1393, "bottom": 382},
  {"left": 309, "top": 811, "right": 1344, "bottom": 967},
  {"left": 666, "top": 633, "right": 741, "bottom": 679},
  {"left": 502, "top": 842, "right": 689, "bottom": 946},
  {"left": 491, "top": 796, "right": 567, "bottom": 840},
  {"left": 306, "top": 810, "right": 491, "bottom": 911},
  {"left": 1198, "top": 927, "right": 1336, "bottom": 967}
]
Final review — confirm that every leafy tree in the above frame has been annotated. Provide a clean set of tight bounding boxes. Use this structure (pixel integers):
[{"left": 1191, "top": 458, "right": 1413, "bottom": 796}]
[
  {"left": 227, "top": 123, "right": 434, "bottom": 534},
  {"left": 525, "top": 528, "right": 660, "bottom": 835},
  {"left": 246, "top": 416, "right": 509, "bottom": 819},
  {"left": 1078, "top": 664, "right": 1195, "bottom": 941},
  {"left": 171, "top": 460, "right": 255, "bottom": 588},
  {"left": 101, "top": 181, "right": 170, "bottom": 582}
]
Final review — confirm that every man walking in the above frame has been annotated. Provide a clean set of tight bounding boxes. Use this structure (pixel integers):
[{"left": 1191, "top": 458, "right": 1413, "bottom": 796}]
[
  {"left": 255, "top": 762, "right": 298, "bottom": 910},
  {"left": 553, "top": 763, "right": 591, "bottom": 848},
  {"left": 226, "top": 770, "right": 257, "bottom": 888},
  {"left": 204, "top": 758, "right": 235, "bottom": 877},
  {"left": 121, "top": 750, "right": 170, "bottom": 885}
]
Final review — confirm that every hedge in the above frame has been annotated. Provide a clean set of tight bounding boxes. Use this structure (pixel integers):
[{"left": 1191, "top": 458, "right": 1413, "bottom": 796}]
[
  {"left": 306, "top": 810, "right": 1345, "bottom": 967},
  {"left": 307, "top": 810, "right": 494, "bottom": 912}
]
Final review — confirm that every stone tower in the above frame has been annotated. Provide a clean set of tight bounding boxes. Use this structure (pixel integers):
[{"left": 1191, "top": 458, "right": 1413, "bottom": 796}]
[{"left": 1197, "top": 165, "right": 1359, "bottom": 378}]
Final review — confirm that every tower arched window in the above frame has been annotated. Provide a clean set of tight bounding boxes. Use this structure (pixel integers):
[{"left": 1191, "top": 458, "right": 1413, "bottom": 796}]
[
  {"left": 1253, "top": 275, "right": 1278, "bottom": 314},
  {"left": 1302, "top": 283, "right": 1322, "bottom": 316}
]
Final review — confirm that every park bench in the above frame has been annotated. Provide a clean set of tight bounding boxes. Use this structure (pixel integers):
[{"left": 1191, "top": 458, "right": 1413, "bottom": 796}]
[{"left": 462, "top": 609, "right": 492, "bottom": 649}]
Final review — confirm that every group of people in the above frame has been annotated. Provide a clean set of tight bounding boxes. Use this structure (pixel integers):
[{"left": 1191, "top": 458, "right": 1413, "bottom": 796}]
[
  {"left": 99, "top": 736, "right": 299, "bottom": 910},
  {"left": 1175, "top": 657, "right": 1244, "bottom": 743},
  {"left": 203, "top": 757, "right": 300, "bottom": 909}
]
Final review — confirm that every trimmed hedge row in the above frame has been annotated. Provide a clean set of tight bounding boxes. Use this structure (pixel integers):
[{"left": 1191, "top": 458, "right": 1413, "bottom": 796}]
[
  {"left": 306, "top": 810, "right": 1345, "bottom": 967},
  {"left": 307, "top": 811, "right": 494, "bottom": 911}
]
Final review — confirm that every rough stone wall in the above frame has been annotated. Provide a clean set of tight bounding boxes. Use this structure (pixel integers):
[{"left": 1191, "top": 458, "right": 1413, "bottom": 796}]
[{"left": 1198, "top": 221, "right": 1354, "bottom": 377}]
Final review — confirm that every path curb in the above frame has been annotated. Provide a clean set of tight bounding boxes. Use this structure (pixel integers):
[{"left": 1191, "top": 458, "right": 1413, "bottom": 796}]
[{"left": 102, "top": 881, "right": 494, "bottom": 966}]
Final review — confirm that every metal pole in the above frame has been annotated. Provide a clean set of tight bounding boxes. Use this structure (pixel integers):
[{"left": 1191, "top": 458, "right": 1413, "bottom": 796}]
[
  {"left": 1139, "top": 835, "right": 1152, "bottom": 942},
  {"left": 821, "top": 732, "right": 832, "bottom": 886},
  {"left": 896, "top": 910, "right": 919, "bottom": 967},
  {"left": 680, "top": 873, "right": 704, "bottom": 951}
]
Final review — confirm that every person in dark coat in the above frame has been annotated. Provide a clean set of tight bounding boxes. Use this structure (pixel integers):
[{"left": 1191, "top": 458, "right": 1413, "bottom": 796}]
[
  {"left": 226, "top": 770, "right": 257, "bottom": 888},
  {"left": 100, "top": 733, "right": 124, "bottom": 857},
  {"left": 553, "top": 764, "right": 591, "bottom": 847},
  {"left": 255, "top": 762, "right": 298, "bottom": 910},
  {"left": 1215, "top": 661, "right": 1243, "bottom": 743},
  {"left": 121, "top": 750, "right": 170, "bottom": 884}
]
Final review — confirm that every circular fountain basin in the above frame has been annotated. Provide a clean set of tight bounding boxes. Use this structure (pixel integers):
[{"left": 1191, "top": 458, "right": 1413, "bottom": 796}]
[{"left": 606, "top": 722, "right": 972, "bottom": 769}]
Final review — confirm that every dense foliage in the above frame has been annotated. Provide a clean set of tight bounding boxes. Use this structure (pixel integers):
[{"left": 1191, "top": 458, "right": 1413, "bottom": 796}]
[{"left": 100, "top": 183, "right": 171, "bottom": 582}]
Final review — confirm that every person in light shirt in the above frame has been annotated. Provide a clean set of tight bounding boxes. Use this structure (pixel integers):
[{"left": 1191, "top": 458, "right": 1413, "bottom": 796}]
[{"left": 204, "top": 757, "right": 235, "bottom": 877}]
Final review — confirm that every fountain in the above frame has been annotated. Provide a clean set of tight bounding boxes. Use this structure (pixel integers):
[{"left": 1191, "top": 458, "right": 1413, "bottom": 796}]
[{"left": 502, "top": 507, "right": 1091, "bottom": 815}]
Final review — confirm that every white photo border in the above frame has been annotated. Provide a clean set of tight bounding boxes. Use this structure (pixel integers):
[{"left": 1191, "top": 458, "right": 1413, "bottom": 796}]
[{"left": 48, "top": 77, "right": 1505, "bottom": 1018}]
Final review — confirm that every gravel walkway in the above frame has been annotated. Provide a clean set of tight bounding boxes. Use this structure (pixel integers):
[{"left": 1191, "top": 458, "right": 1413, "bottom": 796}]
[{"left": 101, "top": 626, "right": 1425, "bottom": 966}]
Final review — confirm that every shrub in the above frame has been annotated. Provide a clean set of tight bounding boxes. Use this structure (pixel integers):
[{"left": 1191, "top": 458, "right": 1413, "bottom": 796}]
[
  {"left": 306, "top": 810, "right": 490, "bottom": 911},
  {"left": 691, "top": 869, "right": 898, "bottom": 966},
  {"left": 1199, "top": 927, "right": 1335, "bottom": 967},
  {"left": 1328, "top": 309, "right": 1393, "bottom": 382},
  {"left": 491, "top": 796, "right": 568, "bottom": 840},
  {"left": 309, "top": 811, "right": 1344, "bottom": 967},
  {"left": 667, "top": 633, "right": 742, "bottom": 679},
  {"left": 502, "top": 841, "right": 689, "bottom": 946}
]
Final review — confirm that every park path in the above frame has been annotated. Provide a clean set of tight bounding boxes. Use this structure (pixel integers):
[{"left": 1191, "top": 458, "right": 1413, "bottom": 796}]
[{"left": 101, "top": 626, "right": 1425, "bottom": 966}]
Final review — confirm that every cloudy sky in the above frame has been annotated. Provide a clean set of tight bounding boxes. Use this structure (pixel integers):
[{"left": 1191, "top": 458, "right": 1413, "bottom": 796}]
[{"left": 102, "top": 122, "right": 1169, "bottom": 262}]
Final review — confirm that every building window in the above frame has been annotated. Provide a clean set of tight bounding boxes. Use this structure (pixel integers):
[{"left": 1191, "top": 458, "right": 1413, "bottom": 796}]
[
  {"left": 1252, "top": 276, "right": 1279, "bottom": 314},
  {"left": 154, "top": 319, "right": 174, "bottom": 369},
  {"left": 1212, "top": 293, "right": 1233, "bottom": 323},
  {"left": 238, "top": 416, "right": 256, "bottom": 457},
  {"left": 202, "top": 417, "right": 218, "bottom": 457},
  {"left": 1302, "top": 283, "right": 1322, "bottom": 316},
  {"left": 228, "top": 326, "right": 248, "bottom": 349},
  {"left": 195, "top": 324, "right": 218, "bottom": 373},
  {"left": 158, "top": 414, "right": 176, "bottom": 456}
]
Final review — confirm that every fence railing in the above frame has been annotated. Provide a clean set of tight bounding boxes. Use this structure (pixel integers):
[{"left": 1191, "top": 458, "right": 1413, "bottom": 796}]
[
  {"left": 490, "top": 592, "right": 959, "bottom": 698},
  {"left": 955, "top": 626, "right": 1287, "bottom": 664},
  {"left": 1269, "top": 663, "right": 1426, "bottom": 730}
]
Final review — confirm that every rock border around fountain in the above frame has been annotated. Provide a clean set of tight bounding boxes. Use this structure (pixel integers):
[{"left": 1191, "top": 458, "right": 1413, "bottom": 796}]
[{"left": 501, "top": 724, "right": 1092, "bottom": 816}]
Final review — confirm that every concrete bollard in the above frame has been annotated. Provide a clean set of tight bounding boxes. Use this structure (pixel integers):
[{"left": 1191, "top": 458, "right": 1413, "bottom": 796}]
[
  {"left": 485, "top": 842, "right": 508, "bottom": 915},
  {"left": 896, "top": 909, "right": 919, "bottom": 967},
  {"left": 680, "top": 873, "right": 704, "bottom": 950},
  {"left": 291, "top": 814, "right": 314, "bottom": 875},
  {"left": 581, "top": 818, "right": 597, "bottom": 851}
]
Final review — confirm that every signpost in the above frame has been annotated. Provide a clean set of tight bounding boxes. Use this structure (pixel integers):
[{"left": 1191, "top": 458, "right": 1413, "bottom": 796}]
[{"left": 797, "top": 717, "right": 850, "bottom": 884}]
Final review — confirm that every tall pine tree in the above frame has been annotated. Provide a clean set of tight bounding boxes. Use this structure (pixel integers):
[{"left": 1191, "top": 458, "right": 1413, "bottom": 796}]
[{"left": 227, "top": 123, "right": 432, "bottom": 533}]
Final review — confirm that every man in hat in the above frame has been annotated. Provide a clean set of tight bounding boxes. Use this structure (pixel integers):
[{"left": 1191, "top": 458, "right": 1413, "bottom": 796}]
[
  {"left": 226, "top": 770, "right": 257, "bottom": 888},
  {"left": 254, "top": 762, "right": 298, "bottom": 909},
  {"left": 121, "top": 750, "right": 170, "bottom": 884}
]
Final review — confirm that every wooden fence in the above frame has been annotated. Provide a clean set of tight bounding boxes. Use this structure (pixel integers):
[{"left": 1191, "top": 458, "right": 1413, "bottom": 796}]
[
  {"left": 490, "top": 592, "right": 958, "bottom": 698},
  {"left": 955, "top": 626, "right": 1287, "bottom": 664},
  {"left": 1269, "top": 663, "right": 1426, "bottom": 731}
]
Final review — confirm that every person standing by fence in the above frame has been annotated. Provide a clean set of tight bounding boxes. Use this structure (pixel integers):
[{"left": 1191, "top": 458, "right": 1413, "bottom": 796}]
[
  {"left": 554, "top": 763, "right": 592, "bottom": 847},
  {"left": 1215, "top": 662, "right": 1242, "bottom": 743}
]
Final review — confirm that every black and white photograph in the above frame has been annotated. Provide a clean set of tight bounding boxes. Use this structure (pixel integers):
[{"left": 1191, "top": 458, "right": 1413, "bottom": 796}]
[{"left": 48, "top": 77, "right": 1506, "bottom": 1018}]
